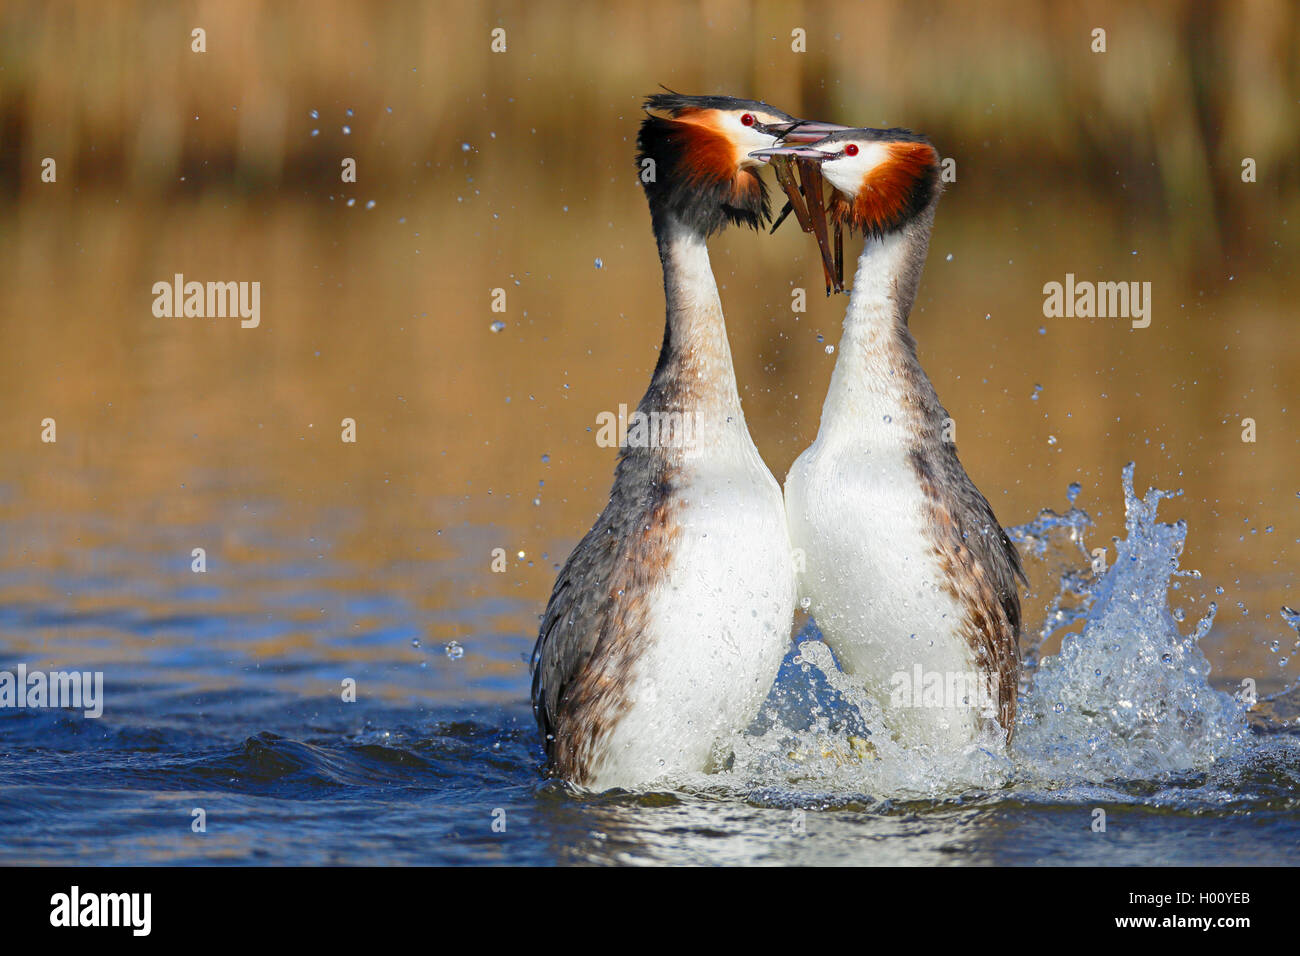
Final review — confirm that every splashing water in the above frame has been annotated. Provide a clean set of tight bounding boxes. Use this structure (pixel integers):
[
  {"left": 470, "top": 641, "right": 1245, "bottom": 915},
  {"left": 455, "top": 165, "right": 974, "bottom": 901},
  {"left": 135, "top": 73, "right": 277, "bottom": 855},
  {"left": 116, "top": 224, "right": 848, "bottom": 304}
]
[
  {"left": 1012, "top": 463, "right": 1248, "bottom": 780},
  {"left": 724, "top": 636, "right": 1013, "bottom": 798},
  {"left": 679, "top": 463, "right": 1295, "bottom": 800}
]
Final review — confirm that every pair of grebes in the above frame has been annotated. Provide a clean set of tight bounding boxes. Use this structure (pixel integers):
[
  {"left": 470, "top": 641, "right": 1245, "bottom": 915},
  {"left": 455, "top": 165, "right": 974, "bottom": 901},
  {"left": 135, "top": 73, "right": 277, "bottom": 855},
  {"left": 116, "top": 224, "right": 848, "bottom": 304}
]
[{"left": 531, "top": 94, "right": 1022, "bottom": 790}]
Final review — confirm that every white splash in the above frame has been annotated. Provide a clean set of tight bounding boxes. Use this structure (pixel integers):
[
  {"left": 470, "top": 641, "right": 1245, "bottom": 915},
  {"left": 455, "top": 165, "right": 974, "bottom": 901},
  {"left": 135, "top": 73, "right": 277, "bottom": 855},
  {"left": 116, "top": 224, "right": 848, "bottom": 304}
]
[{"left": 1011, "top": 463, "right": 1249, "bottom": 780}]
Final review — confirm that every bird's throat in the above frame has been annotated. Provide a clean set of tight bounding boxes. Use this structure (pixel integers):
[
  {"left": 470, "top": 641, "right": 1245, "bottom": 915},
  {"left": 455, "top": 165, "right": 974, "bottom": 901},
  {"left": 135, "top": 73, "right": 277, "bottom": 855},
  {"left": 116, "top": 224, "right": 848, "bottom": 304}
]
[
  {"left": 644, "top": 215, "right": 745, "bottom": 430},
  {"left": 819, "top": 227, "right": 932, "bottom": 437}
]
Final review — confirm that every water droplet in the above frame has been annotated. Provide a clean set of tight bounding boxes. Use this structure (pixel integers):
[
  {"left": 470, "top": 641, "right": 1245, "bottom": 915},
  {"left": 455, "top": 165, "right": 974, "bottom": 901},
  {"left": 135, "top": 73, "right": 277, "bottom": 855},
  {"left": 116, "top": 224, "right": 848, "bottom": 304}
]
[
  {"left": 365, "top": 200, "right": 376, "bottom": 210},
  {"left": 489, "top": 320, "right": 505, "bottom": 333},
  {"left": 309, "top": 109, "right": 319, "bottom": 119},
  {"left": 1066, "top": 481, "right": 1082, "bottom": 504},
  {"left": 445, "top": 641, "right": 465, "bottom": 660},
  {"left": 594, "top": 257, "right": 603, "bottom": 269},
  {"left": 342, "top": 125, "right": 351, "bottom": 135},
  {"left": 825, "top": 344, "right": 834, "bottom": 354}
]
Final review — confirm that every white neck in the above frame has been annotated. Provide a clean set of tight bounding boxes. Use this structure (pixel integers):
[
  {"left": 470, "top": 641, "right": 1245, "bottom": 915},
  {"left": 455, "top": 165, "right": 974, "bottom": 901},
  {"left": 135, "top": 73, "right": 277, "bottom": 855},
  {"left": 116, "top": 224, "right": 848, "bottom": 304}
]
[
  {"left": 651, "top": 214, "right": 744, "bottom": 422},
  {"left": 817, "top": 231, "right": 917, "bottom": 437}
]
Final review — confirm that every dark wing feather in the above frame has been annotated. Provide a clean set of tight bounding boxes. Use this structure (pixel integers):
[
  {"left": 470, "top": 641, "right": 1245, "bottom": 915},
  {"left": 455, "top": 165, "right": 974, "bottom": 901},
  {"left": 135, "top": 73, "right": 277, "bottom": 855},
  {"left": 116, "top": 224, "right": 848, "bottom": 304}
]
[
  {"left": 915, "top": 446, "right": 1024, "bottom": 740},
  {"left": 530, "top": 449, "right": 678, "bottom": 780}
]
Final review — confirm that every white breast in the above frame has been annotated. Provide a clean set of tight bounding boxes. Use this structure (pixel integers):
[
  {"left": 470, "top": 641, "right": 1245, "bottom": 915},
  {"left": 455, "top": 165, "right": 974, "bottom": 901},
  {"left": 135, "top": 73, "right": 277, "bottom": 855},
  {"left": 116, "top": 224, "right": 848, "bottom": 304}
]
[
  {"left": 786, "top": 432, "right": 980, "bottom": 753},
  {"left": 585, "top": 428, "right": 796, "bottom": 790}
]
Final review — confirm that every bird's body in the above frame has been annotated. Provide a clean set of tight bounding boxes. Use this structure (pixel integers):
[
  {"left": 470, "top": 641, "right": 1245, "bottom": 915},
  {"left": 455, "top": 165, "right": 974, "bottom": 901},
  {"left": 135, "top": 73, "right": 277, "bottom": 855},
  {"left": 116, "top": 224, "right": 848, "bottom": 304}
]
[
  {"left": 769, "top": 131, "right": 1024, "bottom": 751},
  {"left": 530, "top": 96, "right": 837, "bottom": 790},
  {"left": 533, "top": 216, "right": 793, "bottom": 790}
]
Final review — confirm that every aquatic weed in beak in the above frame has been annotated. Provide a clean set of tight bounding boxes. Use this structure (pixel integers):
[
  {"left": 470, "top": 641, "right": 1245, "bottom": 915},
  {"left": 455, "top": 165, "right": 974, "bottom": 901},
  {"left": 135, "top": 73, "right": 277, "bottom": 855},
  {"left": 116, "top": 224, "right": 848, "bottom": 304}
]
[{"left": 766, "top": 153, "right": 844, "bottom": 295}]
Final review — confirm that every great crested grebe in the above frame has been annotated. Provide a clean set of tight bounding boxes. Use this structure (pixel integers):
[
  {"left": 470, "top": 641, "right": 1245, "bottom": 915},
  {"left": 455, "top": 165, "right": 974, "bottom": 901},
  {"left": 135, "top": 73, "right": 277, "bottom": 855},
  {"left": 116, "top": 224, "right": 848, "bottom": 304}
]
[
  {"left": 753, "top": 129, "right": 1024, "bottom": 752},
  {"left": 531, "top": 94, "right": 842, "bottom": 789}
]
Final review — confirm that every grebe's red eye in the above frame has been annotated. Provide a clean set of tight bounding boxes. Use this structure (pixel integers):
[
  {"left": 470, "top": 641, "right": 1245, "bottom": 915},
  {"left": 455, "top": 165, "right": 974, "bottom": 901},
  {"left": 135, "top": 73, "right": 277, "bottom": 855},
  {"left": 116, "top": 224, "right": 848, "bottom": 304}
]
[
  {"left": 844, "top": 143, "right": 860, "bottom": 156},
  {"left": 740, "top": 113, "right": 756, "bottom": 127}
]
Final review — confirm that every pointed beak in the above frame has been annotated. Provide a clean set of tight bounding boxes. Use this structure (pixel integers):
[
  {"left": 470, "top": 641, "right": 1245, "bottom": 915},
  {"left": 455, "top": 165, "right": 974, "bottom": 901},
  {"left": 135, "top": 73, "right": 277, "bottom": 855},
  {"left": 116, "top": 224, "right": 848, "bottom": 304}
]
[
  {"left": 749, "top": 145, "right": 831, "bottom": 162},
  {"left": 778, "top": 120, "right": 849, "bottom": 143}
]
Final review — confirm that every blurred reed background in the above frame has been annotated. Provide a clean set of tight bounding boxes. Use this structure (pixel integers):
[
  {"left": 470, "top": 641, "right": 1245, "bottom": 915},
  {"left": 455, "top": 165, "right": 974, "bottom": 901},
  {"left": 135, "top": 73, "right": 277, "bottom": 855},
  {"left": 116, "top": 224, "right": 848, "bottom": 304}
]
[{"left": 0, "top": 1, "right": 1296, "bottom": 685}]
